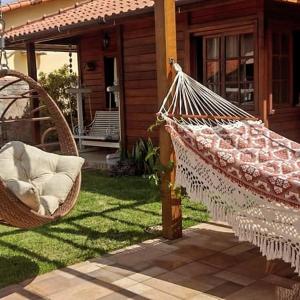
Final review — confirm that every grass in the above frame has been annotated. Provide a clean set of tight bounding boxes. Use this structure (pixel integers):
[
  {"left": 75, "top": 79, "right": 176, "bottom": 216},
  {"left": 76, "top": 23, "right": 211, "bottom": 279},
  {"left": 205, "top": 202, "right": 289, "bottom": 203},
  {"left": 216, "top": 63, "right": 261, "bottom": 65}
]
[{"left": 0, "top": 170, "right": 208, "bottom": 288}]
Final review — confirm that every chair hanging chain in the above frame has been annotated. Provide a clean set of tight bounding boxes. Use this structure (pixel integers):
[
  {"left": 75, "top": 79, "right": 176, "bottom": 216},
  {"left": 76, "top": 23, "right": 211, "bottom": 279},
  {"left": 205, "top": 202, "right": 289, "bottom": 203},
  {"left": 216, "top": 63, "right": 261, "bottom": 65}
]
[
  {"left": 0, "top": 0, "right": 9, "bottom": 70},
  {"left": 68, "top": 44, "right": 73, "bottom": 74}
]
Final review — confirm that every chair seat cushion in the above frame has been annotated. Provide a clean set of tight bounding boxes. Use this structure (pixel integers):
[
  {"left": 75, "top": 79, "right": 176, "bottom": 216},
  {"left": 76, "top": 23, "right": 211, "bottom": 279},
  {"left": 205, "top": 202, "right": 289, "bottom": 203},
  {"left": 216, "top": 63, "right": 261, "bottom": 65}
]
[
  {"left": 0, "top": 141, "right": 84, "bottom": 215},
  {"left": 5, "top": 179, "right": 40, "bottom": 212}
]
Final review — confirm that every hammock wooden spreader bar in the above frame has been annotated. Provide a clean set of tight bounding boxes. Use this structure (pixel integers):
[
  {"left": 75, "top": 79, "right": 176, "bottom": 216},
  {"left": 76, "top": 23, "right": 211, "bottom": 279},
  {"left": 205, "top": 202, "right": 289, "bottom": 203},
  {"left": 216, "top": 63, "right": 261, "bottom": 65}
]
[{"left": 167, "top": 113, "right": 259, "bottom": 122}]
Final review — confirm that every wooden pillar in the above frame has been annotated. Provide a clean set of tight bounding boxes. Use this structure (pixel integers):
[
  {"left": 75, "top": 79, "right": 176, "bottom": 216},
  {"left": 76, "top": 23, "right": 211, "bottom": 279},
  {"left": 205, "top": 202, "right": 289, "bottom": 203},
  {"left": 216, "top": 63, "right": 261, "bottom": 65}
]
[
  {"left": 26, "top": 42, "right": 40, "bottom": 144},
  {"left": 26, "top": 42, "right": 37, "bottom": 80},
  {"left": 116, "top": 25, "right": 127, "bottom": 150},
  {"left": 155, "top": 0, "right": 182, "bottom": 240},
  {"left": 257, "top": 2, "right": 269, "bottom": 126}
]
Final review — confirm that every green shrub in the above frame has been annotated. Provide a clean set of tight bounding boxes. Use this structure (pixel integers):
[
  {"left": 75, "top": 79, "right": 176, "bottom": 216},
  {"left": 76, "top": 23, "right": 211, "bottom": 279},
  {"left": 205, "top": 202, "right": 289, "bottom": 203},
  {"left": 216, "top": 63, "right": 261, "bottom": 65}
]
[{"left": 39, "top": 65, "right": 78, "bottom": 125}]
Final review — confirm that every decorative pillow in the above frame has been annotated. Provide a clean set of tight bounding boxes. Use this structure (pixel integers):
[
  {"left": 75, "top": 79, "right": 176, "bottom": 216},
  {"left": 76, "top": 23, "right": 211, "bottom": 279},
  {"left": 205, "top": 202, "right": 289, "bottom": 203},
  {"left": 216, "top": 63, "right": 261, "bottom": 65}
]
[
  {"left": 40, "top": 196, "right": 60, "bottom": 215},
  {"left": 0, "top": 141, "right": 84, "bottom": 215},
  {"left": 5, "top": 179, "right": 40, "bottom": 212}
]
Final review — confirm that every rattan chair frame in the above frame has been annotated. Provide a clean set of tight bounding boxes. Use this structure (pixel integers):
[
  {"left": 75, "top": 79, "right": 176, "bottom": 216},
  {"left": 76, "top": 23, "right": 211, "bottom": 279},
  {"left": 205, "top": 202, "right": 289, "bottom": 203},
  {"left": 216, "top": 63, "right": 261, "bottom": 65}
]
[{"left": 0, "top": 69, "right": 81, "bottom": 228}]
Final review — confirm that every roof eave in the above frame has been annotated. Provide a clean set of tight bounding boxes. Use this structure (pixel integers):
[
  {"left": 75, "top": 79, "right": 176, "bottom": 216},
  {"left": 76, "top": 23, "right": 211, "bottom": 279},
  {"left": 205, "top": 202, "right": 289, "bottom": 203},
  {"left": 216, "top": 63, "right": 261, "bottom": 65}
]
[{"left": 5, "top": 6, "right": 154, "bottom": 46}]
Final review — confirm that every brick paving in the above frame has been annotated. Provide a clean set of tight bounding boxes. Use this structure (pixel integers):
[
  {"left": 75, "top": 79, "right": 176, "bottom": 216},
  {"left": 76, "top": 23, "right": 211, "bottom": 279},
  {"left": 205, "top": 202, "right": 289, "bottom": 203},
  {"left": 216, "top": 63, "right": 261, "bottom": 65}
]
[{"left": 1, "top": 223, "right": 299, "bottom": 300}]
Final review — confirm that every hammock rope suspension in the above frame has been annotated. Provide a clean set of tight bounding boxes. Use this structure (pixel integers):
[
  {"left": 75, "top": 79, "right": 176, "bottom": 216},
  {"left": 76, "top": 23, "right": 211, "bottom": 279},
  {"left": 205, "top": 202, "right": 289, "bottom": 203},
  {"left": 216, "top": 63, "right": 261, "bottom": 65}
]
[
  {"left": 158, "top": 63, "right": 300, "bottom": 275},
  {"left": 159, "top": 63, "right": 257, "bottom": 127}
]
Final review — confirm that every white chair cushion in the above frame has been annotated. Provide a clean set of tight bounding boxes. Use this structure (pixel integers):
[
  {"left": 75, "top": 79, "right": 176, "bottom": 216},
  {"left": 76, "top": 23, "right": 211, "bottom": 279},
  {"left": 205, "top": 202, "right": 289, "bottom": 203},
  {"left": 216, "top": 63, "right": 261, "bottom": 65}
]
[
  {"left": 5, "top": 179, "right": 40, "bottom": 212},
  {"left": 0, "top": 141, "right": 84, "bottom": 215}
]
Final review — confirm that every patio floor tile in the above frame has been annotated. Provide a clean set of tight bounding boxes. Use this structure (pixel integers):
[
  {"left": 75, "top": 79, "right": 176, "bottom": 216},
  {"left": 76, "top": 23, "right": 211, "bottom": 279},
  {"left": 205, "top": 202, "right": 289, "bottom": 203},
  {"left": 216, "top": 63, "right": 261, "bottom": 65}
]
[
  {"left": 144, "top": 277, "right": 199, "bottom": 299},
  {"left": 173, "top": 261, "right": 220, "bottom": 278},
  {"left": 172, "top": 244, "right": 217, "bottom": 260},
  {"left": 208, "top": 281, "right": 244, "bottom": 298},
  {"left": 215, "top": 270, "right": 255, "bottom": 286},
  {"left": 226, "top": 281, "right": 277, "bottom": 300},
  {"left": 1, "top": 222, "right": 299, "bottom": 300},
  {"left": 87, "top": 268, "right": 124, "bottom": 283},
  {"left": 199, "top": 252, "right": 240, "bottom": 269},
  {"left": 152, "top": 253, "right": 193, "bottom": 271},
  {"left": 134, "top": 286, "right": 180, "bottom": 300}
]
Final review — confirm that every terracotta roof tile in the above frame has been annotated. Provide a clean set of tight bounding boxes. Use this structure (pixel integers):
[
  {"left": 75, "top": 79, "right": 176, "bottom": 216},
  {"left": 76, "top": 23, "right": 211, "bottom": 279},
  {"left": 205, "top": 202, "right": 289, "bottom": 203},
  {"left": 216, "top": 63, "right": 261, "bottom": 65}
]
[
  {"left": 1, "top": 0, "right": 54, "bottom": 13},
  {"left": 5, "top": 0, "right": 155, "bottom": 40}
]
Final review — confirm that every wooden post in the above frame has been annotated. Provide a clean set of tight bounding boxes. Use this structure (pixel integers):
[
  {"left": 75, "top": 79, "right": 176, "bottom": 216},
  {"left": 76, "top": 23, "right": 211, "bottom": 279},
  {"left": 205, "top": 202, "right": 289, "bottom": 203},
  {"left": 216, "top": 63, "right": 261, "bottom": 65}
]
[
  {"left": 26, "top": 42, "right": 37, "bottom": 81},
  {"left": 155, "top": 0, "right": 182, "bottom": 240},
  {"left": 257, "top": 3, "right": 269, "bottom": 126},
  {"left": 116, "top": 25, "right": 127, "bottom": 150},
  {"left": 26, "top": 42, "right": 40, "bottom": 144}
]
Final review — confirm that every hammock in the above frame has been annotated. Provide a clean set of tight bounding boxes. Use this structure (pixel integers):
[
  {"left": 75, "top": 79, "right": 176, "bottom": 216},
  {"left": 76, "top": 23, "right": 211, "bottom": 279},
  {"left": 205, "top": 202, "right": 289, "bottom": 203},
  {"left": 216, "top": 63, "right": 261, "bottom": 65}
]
[{"left": 158, "top": 64, "right": 300, "bottom": 275}]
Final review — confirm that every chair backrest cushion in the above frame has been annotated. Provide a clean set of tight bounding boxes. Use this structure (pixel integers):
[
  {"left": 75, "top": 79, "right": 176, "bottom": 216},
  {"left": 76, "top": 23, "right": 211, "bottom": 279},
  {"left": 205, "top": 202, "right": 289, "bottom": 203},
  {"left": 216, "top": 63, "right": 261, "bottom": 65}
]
[{"left": 0, "top": 141, "right": 84, "bottom": 215}]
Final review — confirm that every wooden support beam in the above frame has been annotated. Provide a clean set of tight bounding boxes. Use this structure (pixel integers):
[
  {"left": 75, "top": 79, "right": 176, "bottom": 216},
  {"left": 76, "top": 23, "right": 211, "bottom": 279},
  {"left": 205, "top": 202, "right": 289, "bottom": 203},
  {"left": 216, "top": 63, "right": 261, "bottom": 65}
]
[
  {"left": 26, "top": 42, "right": 37, "bottom": 81},
  {"left": 116, "top": 25, "right": 127, "bottom": 150},
  {"left": 257, "top": 1, "right": 269, "bottom": 126},
  {"left": 155, "top": 0, "right": 182, "bottom": 240},
  {"left": 26, "top": 42, "right": 41, "bottom": 144}
]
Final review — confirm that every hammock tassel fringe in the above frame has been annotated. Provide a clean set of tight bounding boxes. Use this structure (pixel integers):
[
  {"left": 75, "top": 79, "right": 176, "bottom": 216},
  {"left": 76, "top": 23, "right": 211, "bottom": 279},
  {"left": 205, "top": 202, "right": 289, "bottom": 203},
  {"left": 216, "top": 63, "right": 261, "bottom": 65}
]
[{"left": 172, "top": 135, "right": 300, "bottom": 275}]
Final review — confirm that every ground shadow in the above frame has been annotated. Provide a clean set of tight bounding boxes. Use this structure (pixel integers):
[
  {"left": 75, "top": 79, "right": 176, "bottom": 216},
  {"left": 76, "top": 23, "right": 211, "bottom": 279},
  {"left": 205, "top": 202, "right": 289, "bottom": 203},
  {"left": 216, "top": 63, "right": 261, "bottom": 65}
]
[{"left": 0, "top": 256, "right": 39, "bottom": 291}]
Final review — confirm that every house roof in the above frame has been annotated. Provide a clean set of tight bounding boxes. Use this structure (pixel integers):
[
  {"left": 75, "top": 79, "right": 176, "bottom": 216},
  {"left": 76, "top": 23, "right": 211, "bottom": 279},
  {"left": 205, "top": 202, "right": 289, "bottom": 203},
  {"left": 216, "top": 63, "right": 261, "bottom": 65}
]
[
  {"left": 1, "top": 0, "right": 53, "bottom": 13},
  {"left": 5, "top": 0, "right": 155, "bottom": 41}
]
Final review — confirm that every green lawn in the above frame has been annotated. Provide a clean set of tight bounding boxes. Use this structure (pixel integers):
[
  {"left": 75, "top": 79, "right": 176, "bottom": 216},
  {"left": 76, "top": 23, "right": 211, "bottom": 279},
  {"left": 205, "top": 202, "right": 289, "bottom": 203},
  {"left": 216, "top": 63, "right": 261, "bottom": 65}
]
[{"left": 0, "top": 170, "right": 208, "bottom": 288}]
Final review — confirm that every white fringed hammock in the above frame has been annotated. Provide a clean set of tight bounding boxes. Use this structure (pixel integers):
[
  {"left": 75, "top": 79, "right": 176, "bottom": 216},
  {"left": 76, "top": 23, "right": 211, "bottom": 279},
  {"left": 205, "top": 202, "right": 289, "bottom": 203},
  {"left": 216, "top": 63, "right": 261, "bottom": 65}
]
[{"left": 158, "top": 63, "right": 300, "bottom": 275}]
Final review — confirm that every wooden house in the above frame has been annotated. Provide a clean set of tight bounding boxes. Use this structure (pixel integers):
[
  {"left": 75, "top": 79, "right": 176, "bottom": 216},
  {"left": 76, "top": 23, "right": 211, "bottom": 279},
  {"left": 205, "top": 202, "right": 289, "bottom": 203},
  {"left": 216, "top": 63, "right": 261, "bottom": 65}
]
[{"left": 5, "top": 0, "right": 300, "bottom": 149}]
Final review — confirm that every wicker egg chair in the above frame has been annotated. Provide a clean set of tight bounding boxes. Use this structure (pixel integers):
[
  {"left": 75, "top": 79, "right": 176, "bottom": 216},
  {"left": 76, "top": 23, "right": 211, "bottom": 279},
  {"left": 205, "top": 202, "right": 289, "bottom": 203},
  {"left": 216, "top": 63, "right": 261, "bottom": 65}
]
[{"left": 0, "top": 69, "right": 81, "bottom": 229}]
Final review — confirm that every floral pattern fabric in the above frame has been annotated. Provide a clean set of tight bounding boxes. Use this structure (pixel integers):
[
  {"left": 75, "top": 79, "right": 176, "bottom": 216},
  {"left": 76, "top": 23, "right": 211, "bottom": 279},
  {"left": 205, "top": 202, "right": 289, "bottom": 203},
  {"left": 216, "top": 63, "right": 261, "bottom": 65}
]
[{"left": 167, "top": 120, "right": 300, "bottom": 208}]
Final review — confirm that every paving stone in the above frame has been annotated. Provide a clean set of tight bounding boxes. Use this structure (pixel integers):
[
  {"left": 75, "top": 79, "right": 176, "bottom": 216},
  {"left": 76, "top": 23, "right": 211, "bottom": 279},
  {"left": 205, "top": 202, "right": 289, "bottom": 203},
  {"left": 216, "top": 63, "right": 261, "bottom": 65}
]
[
  {"left": 215, "top": 270, "right": 255, "bottom": 286},
  {"left": 208, "top": 281, "right": 244, "bottom": 298},
  {"left": 0, "top": 223, "right": 298, "bottom": 300},
  {"left": 200, "top": 252, "right": 240, "bottom": 269},
  {"left": 135, "top": 287, "right": 180, "bottom": 300},
  {"left": 172, "top": 244, "right": 217, "bottom": 260},
  {"left": 174, "top": 261, "right": 220, "bottom": 278},
  {"left": 152, "top": 253, "right": 193, "bottom": 271},
  {"left": 227, "top": 255, "right": 269, "bottom": 280},
  {"left": 222, "top": 243, "right": 257, "bottom": 256},
  {"left": 143, "top": 276, "right": 199, "bottom": 299},
  {"left": 226, "top": 280, "right": 277, "bottom": 300},
  {"left": 263, "top": 274, "right": 299, "bottom": 289}
]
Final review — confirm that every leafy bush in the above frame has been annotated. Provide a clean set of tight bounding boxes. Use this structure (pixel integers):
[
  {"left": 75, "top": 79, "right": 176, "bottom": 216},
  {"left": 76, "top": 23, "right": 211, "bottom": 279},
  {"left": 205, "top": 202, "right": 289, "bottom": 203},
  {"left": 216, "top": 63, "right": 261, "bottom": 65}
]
[
  {"left": 132, "top": 138, "right": 159, "bottom": 175},
  {"left": 39, "top": 65, "right": 78, "bottom": 125},
  {"left": 108, "top": 138, "right": 160, "bottom": 177}
]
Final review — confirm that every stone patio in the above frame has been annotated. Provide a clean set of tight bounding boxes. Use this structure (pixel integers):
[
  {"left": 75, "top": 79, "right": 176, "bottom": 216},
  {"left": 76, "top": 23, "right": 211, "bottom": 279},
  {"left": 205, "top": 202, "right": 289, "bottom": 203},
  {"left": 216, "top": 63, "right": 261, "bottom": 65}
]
[{"left": 1, "top": 223, "right": 299, "bottom": 300}]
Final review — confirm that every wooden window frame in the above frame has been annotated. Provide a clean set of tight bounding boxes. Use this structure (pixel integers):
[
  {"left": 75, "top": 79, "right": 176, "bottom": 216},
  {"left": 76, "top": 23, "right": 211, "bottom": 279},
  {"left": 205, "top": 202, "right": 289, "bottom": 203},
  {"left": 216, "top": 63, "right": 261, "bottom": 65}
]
[
  {"left": 193, "top": 27, "right": 257, "bottom": 113},
  {"left": 269, "top": 30, "right": 294, "bottom": 109}
]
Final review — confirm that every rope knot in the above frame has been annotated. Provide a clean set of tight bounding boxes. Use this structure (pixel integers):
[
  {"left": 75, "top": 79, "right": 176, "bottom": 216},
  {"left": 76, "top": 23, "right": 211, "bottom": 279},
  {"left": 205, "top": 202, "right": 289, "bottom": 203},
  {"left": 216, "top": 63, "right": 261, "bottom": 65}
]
[{"left": 173, "top": 63, "right": 182, "bottom": 73}]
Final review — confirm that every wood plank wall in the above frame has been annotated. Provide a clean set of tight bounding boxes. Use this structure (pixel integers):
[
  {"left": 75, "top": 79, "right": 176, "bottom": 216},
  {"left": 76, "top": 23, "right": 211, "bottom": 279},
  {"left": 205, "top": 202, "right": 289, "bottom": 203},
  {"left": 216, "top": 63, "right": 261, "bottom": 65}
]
[
  {"left": 79, "top": 30, "right": 117, "bottom": 124},
  {"left": 122, "top": 14, "right": 185, "bottom": 147},
  {"left": 189, "top": 0, "right": 259, "bottom": 25},
  {"left": 78, "top": 18, "right": 184, "bottom": 148},
  {"left": 78, "top": 0, "right": 300, "bottom": 148}
]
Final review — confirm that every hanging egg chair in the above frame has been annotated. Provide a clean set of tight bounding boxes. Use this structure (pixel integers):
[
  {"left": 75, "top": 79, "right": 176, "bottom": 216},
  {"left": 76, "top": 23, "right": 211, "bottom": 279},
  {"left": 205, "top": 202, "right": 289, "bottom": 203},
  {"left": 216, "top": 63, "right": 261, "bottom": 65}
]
[{"left": 0, "top": 69, "right": 82, "bottom": 228}]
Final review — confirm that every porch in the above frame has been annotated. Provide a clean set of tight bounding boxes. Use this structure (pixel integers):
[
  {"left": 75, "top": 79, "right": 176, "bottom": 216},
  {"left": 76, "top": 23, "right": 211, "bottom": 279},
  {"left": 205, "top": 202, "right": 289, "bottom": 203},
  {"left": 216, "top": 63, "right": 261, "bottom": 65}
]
[{"left": 0, "top": 222, "right": 298, "bottom": 300}]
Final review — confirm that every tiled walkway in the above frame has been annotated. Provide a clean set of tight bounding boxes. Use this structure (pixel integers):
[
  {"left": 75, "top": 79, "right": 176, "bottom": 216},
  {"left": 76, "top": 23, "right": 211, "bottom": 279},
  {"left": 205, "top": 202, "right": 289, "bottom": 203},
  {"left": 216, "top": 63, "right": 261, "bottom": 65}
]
[{"left": 1, "top": 223, "right": 299, "bottom": 300}]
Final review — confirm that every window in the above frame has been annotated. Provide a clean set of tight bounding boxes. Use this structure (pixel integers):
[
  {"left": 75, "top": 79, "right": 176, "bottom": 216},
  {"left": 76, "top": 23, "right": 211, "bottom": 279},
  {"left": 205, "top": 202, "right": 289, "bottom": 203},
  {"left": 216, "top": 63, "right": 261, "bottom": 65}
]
[
  {"left": 205, "top": 37, "right": 221, "bottom": 94},
  {"left": 293, "top": 31, "right": 300, "bottom": 106},
  {"left": 225, "top": 34, "right": 254, "bottom": 105},
  {"left": 272, "top": 32, "right": 291, "bottom": 105},
  {"left": 199, "top": 32, "right": 255, "bottom": 108},
  {"left": 104, "top": 57, "right": 119, "bottom": 109}
]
